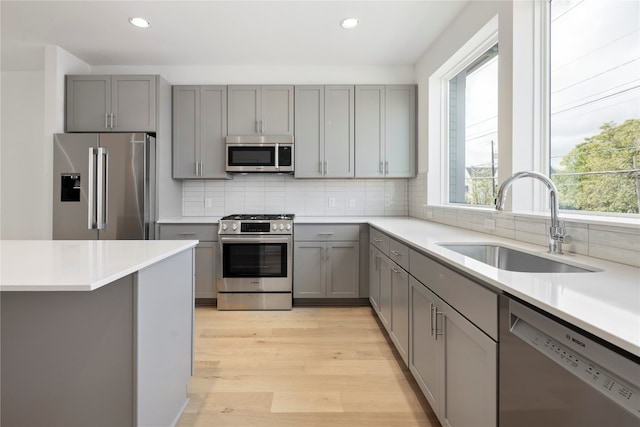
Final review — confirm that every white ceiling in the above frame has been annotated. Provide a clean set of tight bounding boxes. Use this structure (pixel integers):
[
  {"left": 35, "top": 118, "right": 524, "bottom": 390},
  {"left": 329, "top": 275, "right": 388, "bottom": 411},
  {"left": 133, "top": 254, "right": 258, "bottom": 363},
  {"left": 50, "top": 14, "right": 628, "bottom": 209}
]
[{"left": 1, "top": 1, "right": 469, "bottom": 68}]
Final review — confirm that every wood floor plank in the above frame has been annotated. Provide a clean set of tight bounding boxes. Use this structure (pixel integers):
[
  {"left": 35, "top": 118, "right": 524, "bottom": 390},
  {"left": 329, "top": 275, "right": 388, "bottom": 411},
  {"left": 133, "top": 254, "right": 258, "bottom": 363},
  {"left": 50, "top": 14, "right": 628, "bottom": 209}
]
[{"left": 178, "top": 306, "right": 440, "bottom": 427}]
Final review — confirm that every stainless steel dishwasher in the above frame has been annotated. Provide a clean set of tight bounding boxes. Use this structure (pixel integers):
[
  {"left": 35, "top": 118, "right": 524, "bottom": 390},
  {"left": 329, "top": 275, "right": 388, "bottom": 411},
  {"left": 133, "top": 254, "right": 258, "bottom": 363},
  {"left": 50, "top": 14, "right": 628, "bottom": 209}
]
[{"left": 499, "top": 295, "right": 640, "bottom": 426}]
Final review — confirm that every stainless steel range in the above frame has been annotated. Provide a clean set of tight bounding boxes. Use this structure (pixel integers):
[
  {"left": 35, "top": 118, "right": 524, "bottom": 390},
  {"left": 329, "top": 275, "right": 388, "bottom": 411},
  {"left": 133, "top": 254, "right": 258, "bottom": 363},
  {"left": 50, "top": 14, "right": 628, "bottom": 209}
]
[{"left": 217, "top": 214, "right": 294, "bottom": 310}]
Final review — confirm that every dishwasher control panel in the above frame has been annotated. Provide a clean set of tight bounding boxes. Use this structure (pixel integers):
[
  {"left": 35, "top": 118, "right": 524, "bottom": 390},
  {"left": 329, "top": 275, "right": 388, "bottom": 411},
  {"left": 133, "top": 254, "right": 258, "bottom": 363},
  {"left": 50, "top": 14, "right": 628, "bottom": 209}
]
[{"left": 512, "top": 317, "right": 640, "bottom": 419}]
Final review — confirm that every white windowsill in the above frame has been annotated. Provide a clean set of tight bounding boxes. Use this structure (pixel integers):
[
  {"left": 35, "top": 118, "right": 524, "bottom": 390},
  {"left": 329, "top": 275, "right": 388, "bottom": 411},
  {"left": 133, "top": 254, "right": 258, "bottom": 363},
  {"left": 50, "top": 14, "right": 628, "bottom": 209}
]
[{"left": 425, "top": 204, "right": 640, "bottom": 229}]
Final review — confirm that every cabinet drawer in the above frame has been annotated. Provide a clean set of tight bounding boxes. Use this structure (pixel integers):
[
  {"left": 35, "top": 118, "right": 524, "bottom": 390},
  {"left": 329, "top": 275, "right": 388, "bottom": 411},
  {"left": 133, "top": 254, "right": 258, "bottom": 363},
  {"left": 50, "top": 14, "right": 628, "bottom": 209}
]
[
  {"left": 389, "top": 239, "right": 409, "bottom": 271},
  {"left": 370, "top": 227, "right": 390, "bottom": 254},
  {"left": 159, "top": 224, "right": 217, "bottom": 241},
  {"left": 295, "top": 224, "right": 359, "bottom": 241},
  {"left": 409, "top": 249, "right": 498, "bottom": 340}
]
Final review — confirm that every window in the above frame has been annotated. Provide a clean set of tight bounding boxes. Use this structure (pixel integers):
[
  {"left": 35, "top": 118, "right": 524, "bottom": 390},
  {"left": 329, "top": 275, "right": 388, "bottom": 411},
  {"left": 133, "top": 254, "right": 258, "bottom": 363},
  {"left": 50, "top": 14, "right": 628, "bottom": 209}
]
[
  {"left": 550, "top": 0, "right": 640, "bottom": 214},
  {"left": 448, "top": 44, "right": 499, "bottom": 206}
]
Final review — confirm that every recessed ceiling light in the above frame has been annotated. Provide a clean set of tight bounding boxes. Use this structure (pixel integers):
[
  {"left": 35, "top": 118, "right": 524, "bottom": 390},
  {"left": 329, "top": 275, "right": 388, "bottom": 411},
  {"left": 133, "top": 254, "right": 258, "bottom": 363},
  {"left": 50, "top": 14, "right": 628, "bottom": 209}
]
[
  {"left": 340, "top": 18, "right": 359, "bottom": 29},
  {"left": 129, "top": 17, "right": 151, "bottom": 29}
]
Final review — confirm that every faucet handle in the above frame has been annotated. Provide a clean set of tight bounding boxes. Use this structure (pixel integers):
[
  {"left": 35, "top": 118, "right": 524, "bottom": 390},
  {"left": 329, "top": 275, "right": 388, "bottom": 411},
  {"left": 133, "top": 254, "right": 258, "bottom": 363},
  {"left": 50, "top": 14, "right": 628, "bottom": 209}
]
[
  {"left": 559, "top": 234, "right": 573, "bottom": 244},
  {"left": 551, "top": 223, "right": 572, "bottom": 244}
]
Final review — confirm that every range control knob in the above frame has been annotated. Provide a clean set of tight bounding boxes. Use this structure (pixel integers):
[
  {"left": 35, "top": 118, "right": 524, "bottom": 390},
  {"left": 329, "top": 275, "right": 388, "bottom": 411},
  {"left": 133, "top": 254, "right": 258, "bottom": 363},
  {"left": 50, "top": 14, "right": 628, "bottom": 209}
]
[
  {"left": 232, "top": 224, "right": 238, "bottom": 231},
  {"left": 222, "top": 223, "right": 228, "bottom": 231},
  {"left": 272, "top": 224, "right": 277, "bottom": 231},
  {"left": 279, "top": 224, "right": 284, "bottom": 230},
  {"left": 286, "top": 224, "right": 291, "bottom": 231}
]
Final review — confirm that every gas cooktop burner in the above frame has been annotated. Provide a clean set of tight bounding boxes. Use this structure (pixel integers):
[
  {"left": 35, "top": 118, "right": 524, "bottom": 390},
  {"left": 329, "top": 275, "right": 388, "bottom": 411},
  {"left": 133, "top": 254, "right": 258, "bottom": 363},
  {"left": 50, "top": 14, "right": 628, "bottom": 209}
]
[{"left": 221, "top": 214, "right": 295, "bottom": 221}]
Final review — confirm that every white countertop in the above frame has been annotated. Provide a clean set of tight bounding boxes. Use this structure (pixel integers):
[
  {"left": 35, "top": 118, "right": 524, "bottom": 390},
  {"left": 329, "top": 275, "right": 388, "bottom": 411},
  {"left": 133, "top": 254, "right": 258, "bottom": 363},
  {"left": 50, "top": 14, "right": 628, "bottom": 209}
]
[
  {"left": 158, "top": 215, "right": 639, "bottom": 354},
  {"left": 158, "top": 216, "right": 219, "bottom": 224},
  {"left": 0, "top": 240, "right": 198, "bottom": 292},
  {"left": 360, "top": 217, "right": 640, "bottom": 356}
]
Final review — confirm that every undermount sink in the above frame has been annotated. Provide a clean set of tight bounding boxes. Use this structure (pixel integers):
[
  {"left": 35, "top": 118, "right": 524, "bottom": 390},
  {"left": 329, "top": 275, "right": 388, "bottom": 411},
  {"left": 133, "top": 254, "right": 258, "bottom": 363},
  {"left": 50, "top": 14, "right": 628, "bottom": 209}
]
[{"left": 438, "top": 243, "right": 597, "bottom": 273}]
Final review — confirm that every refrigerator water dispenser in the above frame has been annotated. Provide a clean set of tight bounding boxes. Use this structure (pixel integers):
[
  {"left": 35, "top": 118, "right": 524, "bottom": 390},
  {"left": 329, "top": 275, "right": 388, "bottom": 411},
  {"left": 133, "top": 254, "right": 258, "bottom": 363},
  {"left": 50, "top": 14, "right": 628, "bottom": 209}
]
[{"left": 61, "top": 174, "right": 81, "bottom": 202}]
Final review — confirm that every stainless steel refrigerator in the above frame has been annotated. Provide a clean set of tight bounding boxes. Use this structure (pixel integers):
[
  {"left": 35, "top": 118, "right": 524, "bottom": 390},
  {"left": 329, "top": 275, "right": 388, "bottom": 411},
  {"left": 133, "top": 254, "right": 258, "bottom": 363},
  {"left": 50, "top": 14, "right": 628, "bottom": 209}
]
[{"left": 53, "top": 133, "right": 156, "bottom": 240}]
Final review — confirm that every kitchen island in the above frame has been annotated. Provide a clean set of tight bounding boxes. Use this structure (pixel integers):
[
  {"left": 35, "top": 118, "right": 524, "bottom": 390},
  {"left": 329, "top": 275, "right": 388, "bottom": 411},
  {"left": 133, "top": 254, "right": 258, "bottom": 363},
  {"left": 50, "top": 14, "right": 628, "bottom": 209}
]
[{"left": 0, "top": 240, "right": 198, "bottom": 427}]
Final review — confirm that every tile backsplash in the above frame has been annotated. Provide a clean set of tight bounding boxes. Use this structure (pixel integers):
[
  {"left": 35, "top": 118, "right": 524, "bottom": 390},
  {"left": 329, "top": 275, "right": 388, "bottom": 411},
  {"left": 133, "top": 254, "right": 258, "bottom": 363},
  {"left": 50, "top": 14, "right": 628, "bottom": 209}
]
[
  {"left": 182, "top": 175, "right": 408, "bottom": 217},
  {"left": 408, "top": 172, "right": 640, "bottom": 268},
  {"left": 181, "top": 172, "right": 639, "bottom": 267}
]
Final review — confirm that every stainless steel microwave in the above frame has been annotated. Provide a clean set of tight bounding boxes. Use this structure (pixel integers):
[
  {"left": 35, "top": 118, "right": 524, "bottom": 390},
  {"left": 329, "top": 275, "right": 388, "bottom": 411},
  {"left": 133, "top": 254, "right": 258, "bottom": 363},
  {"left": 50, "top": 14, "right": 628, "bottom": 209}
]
[{"left": 225, "top": 135, "right": 294, "bottom": 173}]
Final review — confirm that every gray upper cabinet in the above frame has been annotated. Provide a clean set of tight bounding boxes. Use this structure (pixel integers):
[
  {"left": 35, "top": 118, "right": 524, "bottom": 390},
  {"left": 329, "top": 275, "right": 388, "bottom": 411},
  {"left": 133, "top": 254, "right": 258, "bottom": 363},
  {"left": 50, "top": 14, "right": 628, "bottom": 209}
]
[
  {"left": 66, "top": 75, "right": 157, "bottom": 132},
  {"left": 355, "top": 85, "right": 416, "bottom": 178},
  {"left": 172, "top": 85, "right": 228, "bottom": 179},
  {"left": 227, "top": 85, "right": 293, "bottom": 135},
  {"left": 295, "top": 85, "right": 354, "bottom": 178}
]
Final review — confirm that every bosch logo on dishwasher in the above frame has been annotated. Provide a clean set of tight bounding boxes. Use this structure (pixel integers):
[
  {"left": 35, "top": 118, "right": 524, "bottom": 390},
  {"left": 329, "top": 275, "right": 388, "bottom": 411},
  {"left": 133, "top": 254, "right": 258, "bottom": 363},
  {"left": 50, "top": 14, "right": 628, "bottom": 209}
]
[{"left": 566, "top": 334, "right": 586, "bottom": 348}]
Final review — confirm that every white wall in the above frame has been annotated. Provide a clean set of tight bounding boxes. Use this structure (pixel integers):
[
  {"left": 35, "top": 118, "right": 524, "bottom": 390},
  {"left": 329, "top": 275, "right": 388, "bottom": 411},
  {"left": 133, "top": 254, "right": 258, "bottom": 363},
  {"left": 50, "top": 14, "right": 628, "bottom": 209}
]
[
  {"left": 1, "top": 69, "right": 46, "bottom": 238},
  {"left": 0, "top": 46, "right": 89, "bottom": 239},
  {"left": 90, "top": 65, "right": 416, "bottom": 85}
]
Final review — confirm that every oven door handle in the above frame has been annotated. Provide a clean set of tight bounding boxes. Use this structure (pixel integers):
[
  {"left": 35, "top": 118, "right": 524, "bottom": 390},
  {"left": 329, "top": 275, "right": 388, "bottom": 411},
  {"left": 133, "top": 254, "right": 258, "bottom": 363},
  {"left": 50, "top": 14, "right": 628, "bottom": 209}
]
[{"left": 220, "top": 236, "right": 291, "bottom": 244}]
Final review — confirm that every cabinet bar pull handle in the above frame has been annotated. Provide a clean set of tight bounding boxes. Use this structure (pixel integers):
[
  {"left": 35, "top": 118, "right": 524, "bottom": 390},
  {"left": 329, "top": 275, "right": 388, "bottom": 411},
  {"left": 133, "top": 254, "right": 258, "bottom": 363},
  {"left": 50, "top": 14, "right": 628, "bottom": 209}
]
[
  {"left": 319, "top": 161, "right": 323, "bottom": 174},
  {"left": 391, "top": 266, "right": 401, "bottom": 274},
  {"left": 430, "top": 303, "right": 435, "bottom": 336},
  {"left": 375, "top": 254, "right": 381, "bottom": 269},
  {"left": 373, "top": 238, "right": 382, "bottom": 242},
  {"left": 324, "top": 161, "right": 328, "bottom": 175},
  {"left": 434, "top": 309, "right": 443, "bottom": 340},
  {"left": 385, "top": 161, "right": 389, "bottom": 174},
  {"left": 195, "top": 162, "right": 199, "bottom": 176},
  {"left": 379, "top": 161, "right": 384, "bottom": 173},
  {"left": 390, "top": 250, "right": 401, "bottom": 256},
  {"left": 317, "top": 232, "right": 334, "bottom": 236},
  {"left": 105, "top": 113, "right": 109, "bottom": 129}
]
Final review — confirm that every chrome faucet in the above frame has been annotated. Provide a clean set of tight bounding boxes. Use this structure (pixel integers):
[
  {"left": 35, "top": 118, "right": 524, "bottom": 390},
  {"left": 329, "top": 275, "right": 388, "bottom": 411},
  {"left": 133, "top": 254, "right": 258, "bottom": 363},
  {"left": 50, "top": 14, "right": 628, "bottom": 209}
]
[{"left": 495, "top": 171, "right": 570, "bottom": 254}]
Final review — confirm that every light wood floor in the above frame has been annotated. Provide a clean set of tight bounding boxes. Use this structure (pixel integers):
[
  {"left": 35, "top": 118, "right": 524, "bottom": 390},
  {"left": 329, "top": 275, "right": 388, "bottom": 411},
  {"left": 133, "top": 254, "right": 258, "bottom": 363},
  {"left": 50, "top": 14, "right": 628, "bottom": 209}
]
[{"left": 177, "top": 305, "right": 441, "bottom": 427}]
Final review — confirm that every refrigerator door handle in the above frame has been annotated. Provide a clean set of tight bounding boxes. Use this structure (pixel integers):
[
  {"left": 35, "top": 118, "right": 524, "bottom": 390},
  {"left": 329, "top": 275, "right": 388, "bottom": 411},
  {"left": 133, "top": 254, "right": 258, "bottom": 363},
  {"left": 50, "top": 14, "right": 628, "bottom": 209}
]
[
  {"left": 88, "top": 148, "right": 98, "bottom": 229},
  {"left": 96, "top": 147, "right": 109, "bottom": 230}
]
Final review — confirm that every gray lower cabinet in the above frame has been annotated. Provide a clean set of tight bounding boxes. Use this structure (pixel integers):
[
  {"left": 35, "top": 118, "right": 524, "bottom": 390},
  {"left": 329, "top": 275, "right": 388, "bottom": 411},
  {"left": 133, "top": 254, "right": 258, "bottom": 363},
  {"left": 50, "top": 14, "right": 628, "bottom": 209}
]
[
  {"left": 369, "top": 237, "right": 408, "bottom": 365},
  {"left": 159, "top": 224, "right": 218, "bottom": 300},
  {"left": 369, "top": 246, "right": 381, "bottom": 310},
  {"left": 172, "top": 85, "right": 228, "bottom": 179},
  {"left": 355, "top": 85, "right": 416, "bottom": 178},
  {"left": 294, "top": 241, "right": 359, "bottom": 298},
  {"left": 294, "top": 224, "right": 360, "bottom": 298},
  {"left": 390, "top": 263, "right": 409, "bottom": 364},
  {"left": 227, "top": 85, "right": 294, "bottom": 135},
  {"left": 294, "top": 85, "right": 355, "bottom": 178},
  {"left": 409, "top": 276, "right": 442, "bottom": 413},
  {"left": 66, "top": 75, "right": 157, "bottom": 132},
  {"left": 409, "top": 250, "right": 498, "bottom": 427}
]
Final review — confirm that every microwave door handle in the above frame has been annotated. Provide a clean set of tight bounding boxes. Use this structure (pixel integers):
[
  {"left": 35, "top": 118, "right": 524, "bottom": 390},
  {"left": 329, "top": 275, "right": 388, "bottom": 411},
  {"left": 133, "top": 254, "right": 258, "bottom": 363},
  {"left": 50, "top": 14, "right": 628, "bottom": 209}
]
[{"left": 275, "top": 144, "right": 279, "bottom": 170}]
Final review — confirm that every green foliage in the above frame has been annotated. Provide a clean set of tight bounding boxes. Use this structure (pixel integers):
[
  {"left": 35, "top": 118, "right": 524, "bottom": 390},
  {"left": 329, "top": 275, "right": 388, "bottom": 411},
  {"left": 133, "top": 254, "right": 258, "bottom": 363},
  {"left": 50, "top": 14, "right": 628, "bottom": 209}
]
[
  {"left": 465, "top": 166, "right": 497, "bottom": 206},
  {"left": 554, "top": 119, "right": 640, "bottom": 214}
]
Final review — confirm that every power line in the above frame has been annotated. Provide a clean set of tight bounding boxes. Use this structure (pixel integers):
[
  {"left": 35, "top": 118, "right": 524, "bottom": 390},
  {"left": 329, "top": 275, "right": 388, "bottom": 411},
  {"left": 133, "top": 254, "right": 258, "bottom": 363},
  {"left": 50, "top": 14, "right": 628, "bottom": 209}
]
[
  {"left": 552, "top": 79, "right": 639, "bottom": 112},
  {"left": 551, "top": 0, "right": 586, "bottom": 23},
  {"left": 551, "top": 85, "right": 640, "bottom": 116},
  {"left": 551, "top": 28, "right": 639, "bottom": 73},
  {"left": 551, "top": 58, "right": 639, "bottom": 95},
  {"left": 550, "top": 146, "right": 639, "bottom": 160}
]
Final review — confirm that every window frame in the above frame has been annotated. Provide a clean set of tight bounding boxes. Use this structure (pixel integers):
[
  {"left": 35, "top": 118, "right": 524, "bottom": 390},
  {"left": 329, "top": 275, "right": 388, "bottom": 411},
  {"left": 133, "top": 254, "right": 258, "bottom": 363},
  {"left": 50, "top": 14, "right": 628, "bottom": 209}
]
[
  {"left": 447, "top": 44, "right": 499, "bottom": 206},
  {"left": 429, "top": 17, "right": 499, "bottom": 209}
]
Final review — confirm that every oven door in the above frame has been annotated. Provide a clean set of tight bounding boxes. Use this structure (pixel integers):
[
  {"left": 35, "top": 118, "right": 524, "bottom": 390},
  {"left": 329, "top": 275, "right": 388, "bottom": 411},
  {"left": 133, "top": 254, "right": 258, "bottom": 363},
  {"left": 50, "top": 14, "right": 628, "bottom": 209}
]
[{"left": 218, "top": 236, "right": 292, "bottom": 292}]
